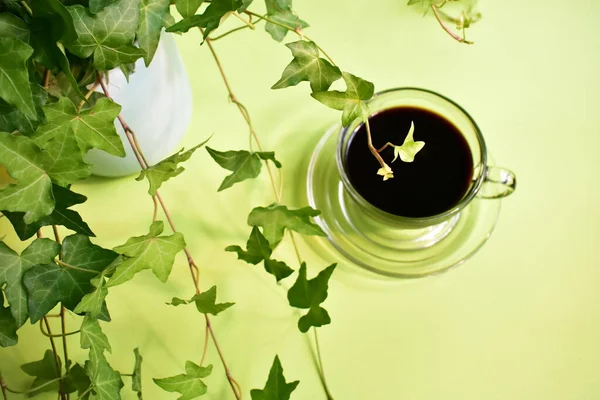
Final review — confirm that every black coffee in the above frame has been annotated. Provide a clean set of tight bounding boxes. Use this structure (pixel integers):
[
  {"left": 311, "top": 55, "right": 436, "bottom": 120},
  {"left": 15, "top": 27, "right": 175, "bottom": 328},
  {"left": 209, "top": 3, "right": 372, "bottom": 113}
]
[{"left": 345, "top": 107, "right": 474, "bottom": 218}]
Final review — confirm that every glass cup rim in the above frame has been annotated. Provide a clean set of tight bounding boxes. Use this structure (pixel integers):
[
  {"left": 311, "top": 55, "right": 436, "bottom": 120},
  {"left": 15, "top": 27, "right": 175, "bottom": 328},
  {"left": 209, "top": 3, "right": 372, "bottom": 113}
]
[{"left": 336, "top": 86, "right": 488, "bottom": 223}]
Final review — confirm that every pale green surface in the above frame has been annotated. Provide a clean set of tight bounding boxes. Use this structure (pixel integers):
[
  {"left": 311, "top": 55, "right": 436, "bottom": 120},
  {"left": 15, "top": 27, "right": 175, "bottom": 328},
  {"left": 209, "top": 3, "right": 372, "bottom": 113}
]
[{"left": 2, "top": 0, "right": 600, "bottom": 399}]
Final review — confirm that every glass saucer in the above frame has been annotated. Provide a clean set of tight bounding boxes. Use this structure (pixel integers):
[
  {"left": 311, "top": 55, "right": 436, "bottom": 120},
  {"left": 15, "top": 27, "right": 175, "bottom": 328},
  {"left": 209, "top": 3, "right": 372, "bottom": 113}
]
[{"left": 306, "top": 124, "right": 502, "bottom": 278}]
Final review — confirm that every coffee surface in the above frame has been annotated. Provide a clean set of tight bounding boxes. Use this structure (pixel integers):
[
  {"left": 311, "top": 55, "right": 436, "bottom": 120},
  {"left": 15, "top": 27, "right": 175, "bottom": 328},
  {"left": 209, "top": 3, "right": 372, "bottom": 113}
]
[{"left": 345, "top": 107, "right": 474, "bottom": 217}]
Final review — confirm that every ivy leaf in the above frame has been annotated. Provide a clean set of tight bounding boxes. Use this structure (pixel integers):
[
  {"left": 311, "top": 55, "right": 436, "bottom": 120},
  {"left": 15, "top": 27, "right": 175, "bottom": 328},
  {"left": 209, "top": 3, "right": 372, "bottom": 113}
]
[
  {"left": 154, "top": 362, "right": 213, "bottom": 399},
  {"left": 167, "top": 286, "right": 234, "bottom": 316},
  {"left": 175, "top": 0, "right": 203, "bottom": 18},
  {"left": 3, "top": 184, "right": 94, "bottom": 241},
  {"left": 63, "top": 363, "right": 92, "bottom": 397},
  {"left": 0, "top": 238, "right": 60, "bottom": 327},
  {"left": 287, "top": 262, "right": 336, "bottom": 333},
  {"left": 136, "top": 138, "right": 210, "bottom": 195},
  {"left": 391, "top": 120, "right": 425, "bottom": 163},
  {"left": 264, "top": 0, "right": 307, "bottom": 42},
  {"left": 0, "top": 37, "right": 37, "bottom": 120},
  {"left": 85, "top": 350, "right": 124, "bottom": 400},
  {"left": 0, "top": 132, "right": 54, "bottom": 223},
  {"left": 225, "top": 226, "right": 271, "bottom": 265},
  {"left": 90, "top": 0, "right": 118, "bottom": 13},
  {"left": 137, "top": 0, "right": 169, "bottom": 66},
  {"left": 238, "top": 0, "right": 253, "bottom": 13},
  {"left": 272, "top": 40, "right": 341, "bottom": 92},
  {"left": 81, "top": 317, "right": 112, "bottom": 353},
  {"left": 250, "top": 356, "right": 299, "bottom": 400},
  {"left": 311, "top": 72, "right": 375, "bottom": 127},
  {"left": 132, "top": 348, "right": 143, "bottom": 399},
  {"left": 23, "top": 234, "right": 118, "bottom": 323},
  {"left": 67, "top": 0, "right": 146, "bottom": 70},
  {"left": 166, "top": 0, "right": 243, "bottom": 39},
  {"left": 0, "top": 305, "right": 18, "bottom": 347},
  {"left": 107, "top": 221, "right": 186, "bottom": 287},
  {"left": 191, "top": 286, "right": 234, "bottom": 315},
  {"left": 247, "top": 204, "right": 326, "bottom": 247},
  {"left": 74, "top": 275, "right": 108, "bottom": 319},
  {"left": 33, "top": 97, "right": 125, "bottom": 167},
  {"left": 21, "top": 350, "right": 61, "bottom": 396},
  {"left": 0, "top": 83, "right": 47, "bottom": 135},
  {"left": 206, "top": 148, "right": 281, "bottom": 191},
  {"left": 0, "top": 13, "right": 30, "bottom": 42},
  {"left": 225, "top": 226, "right": 293, "bottom": 281}
]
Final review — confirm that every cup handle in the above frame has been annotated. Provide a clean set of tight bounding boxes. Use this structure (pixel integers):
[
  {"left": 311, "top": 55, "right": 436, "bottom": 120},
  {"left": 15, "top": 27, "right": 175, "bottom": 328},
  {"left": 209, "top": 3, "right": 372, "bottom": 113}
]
[{"left": 477, "top": 166, "right": 516, "bottom": 199}]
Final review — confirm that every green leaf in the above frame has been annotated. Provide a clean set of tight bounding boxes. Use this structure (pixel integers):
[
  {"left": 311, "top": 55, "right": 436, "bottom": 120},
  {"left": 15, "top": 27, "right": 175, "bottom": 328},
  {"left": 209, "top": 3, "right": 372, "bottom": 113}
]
[
  {"left": 225, "top": 226, "right": 271, "bottom": 265},
  {"left": 90, "top": 0, "right": 118, "bottom": 13},
  {"left": 33, "top": 97, "right": 125, "bottom": 181},
  {"left": 0, "top": 83, "right": 47, "bottom": 135},
  {"left": 108, "top": 221, "right": 186, "bottom": 287},
  {"left": 81, "top": 317, "right": 112, "bottom": 353},
  {"left": 21, "top": 350, "right": 61, "bottom": 396},
  {"left": 272, "top": 40, "right": 341, "bottom": 92},
  {"left": 287, "top": 262, "right": 336, "bottom": 332},
  {"left": 0, "top": 305, "right": 18, "bottom": 347},
  {"left": 190, "top": 286, "right": 234, "bottom": 315},
  {"left": 74, "top": 275, "right": 108, "bottom": 318},
  {"left": 154, "top": 361, "right": 213, "bottom": 400},
  {"left": 0, "top": 13, "right": 29, "bottom": 42},
  {"left": 3, "top": 184, "right": 95, "bottom": 241},
  {"left": 206, "top": 148, "right": 281, "bottom": 191},
  {"left": 0, "top": 133, "right": 54, "bottom": 223},
  {"left": 137, "top": 0, "right": 169, "bottom": 66},
  {"left": 0, "top": 238, "right": 60, "bottom": 327},
  {"left": 311, "top": 72, "right": 375, "bottom": 127},
  {"left": 166, "top": 0, "right": 243, "bottom": 39},
  {"left": 391, "top": 120, "right": 425, "bottom": 163},
  {"left": 136, "top": 138, "right": 210, "bottom": 195},
  {"left": 225, "top": 226, "right": 293, "bottom": 281},
  {"left": 166, "top": 297, "right": 189, "bottom": 306},
  {"left": 175, "top": 0, "right": 203, "bottom": 18},
  {"left": 247, "top": 204, "right": 326, "bottom": 247},
  {"left": 23, "top": 234, "right": 118, "bottom": 323},
  {"left": 238, "top": 0, "right": 253, "bottom": 12},
  {"left": 67, "top": 1, "right": 146, "bottom": 70},
  {"left": 264, "top": 0, "right": 307, "bottom": 42},
  {"left": 250, "top": 355, "right": 299, "bottom": 400},
  {"left": 85, "top": 349, "right": 124, "bottom": 400},
  {"left": 63, "top": 363, "right": 92, "bottom": 396},
  {"left": 31, "top": 0, "right": 78, "bottom": 43},
  {"left": 0, "top": 37, "right": 37, "bottom": 120},
  {"left": 132, "top": 348, "right": 143, "bottom": 399}
]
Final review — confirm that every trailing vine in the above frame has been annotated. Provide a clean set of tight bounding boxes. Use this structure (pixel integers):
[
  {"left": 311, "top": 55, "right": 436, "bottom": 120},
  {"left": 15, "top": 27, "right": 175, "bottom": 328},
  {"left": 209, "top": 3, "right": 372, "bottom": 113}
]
[{"left": 0, "top": 0, "right": 479, "bottom": 399}]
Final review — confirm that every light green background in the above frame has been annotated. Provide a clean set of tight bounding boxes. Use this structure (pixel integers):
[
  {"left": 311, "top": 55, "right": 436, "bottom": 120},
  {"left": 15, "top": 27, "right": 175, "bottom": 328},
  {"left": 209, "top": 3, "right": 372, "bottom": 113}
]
[{"left": 2, "top": 0, "right": 600, "bottom": 399}]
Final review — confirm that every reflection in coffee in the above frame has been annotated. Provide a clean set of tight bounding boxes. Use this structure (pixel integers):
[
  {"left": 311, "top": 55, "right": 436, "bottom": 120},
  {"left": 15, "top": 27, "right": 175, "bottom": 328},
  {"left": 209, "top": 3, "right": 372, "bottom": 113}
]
[{"left": 345, "top": 107, "right": 474, "bottom": 218}]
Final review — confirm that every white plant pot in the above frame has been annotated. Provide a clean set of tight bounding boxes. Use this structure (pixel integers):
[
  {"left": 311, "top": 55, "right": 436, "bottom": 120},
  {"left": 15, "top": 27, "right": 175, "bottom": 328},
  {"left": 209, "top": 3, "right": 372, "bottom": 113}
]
[{"left": 85, "top": 33, "right": 193, "bottom": 177}]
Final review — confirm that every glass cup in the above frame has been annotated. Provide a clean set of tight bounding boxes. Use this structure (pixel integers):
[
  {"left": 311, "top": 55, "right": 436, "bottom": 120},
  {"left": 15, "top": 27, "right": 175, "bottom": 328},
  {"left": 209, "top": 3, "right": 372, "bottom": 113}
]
[
  {"left": 337, "top": 87, "right": 516, "bottom": 230},
  {"left": 306, "top": 87, "right": 516, "bottom": 277}
]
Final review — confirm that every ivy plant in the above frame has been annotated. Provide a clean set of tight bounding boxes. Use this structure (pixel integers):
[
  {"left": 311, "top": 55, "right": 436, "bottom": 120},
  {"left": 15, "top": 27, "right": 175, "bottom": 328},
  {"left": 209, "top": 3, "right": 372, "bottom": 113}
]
[{"left": 0, "top": 0, "right": 479, "bottom": 399}]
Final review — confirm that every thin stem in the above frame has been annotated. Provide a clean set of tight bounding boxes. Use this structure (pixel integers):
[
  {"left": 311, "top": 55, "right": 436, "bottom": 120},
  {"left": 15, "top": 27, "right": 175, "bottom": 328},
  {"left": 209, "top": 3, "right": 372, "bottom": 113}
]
[
  {"left": 152, "top": 196, "right": 159, "bottom": 222},
  {"left": 376, "top": 142, "right": 395, "bottom": 153},
  {"left": 364, "top": 119, "right": 388, "bottom": 169},
  {"left": 56, "top": 260, "right": 98, "bottom": 274},
  {"left": 19, "top": 1, "right": 32, "bottom": 16},
  {"left": 288, "top": 232, "right": 302, "bottom": 266},
  {"left": 78, "top": 82, "right": 100, "bottom": 112},
  {"left": 43, "top": 70, "right": 51, "bottom": 89},
  {"left": 205, "top": 315, "right": 241, "bottom": 400},
  {"left": 59, "top": 307, "right": 70, "bottom": 400},
  {"left": 41, "top": 318, "right": 66, "bottom": 400},
  {"left": 40, "top": 328, "right": 81, "bottom": 338},
  {"left": 313, "top": 329, "right": 334, "bottom": 400},
  {"left": 199, "top": 324, "right": 209, "bottom": 366},
  {"left": 243, "top": 11, "right": 336, "bottom": 65},
  {"left": 203, "top": 31, "right": 281, "bottom": 202},
  {"left": 210, "top": 25, "right": 251, "bottom": 41},
  {"left": 431, "top": 4, "right": 473, "bottom": 44},
  {"left": 232, "top": 12, "right": 255, "bottom": 29},
  {"left": 0, "top": 370, "right": 9, "bottom": 400},
  {"left": 4, "top": 376, "right": 65, "bottom": 395}
]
